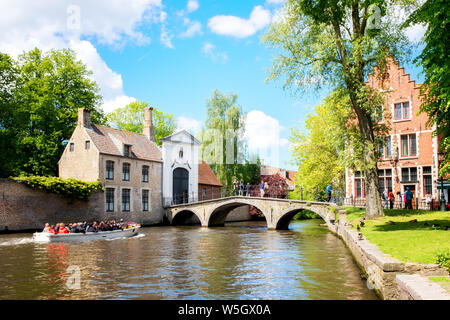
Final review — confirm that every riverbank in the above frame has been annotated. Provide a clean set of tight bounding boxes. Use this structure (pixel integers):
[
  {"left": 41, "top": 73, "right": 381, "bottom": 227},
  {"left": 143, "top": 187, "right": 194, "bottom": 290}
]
[{"left": 325, "top": 206, "right": 450, "bottom": 300}]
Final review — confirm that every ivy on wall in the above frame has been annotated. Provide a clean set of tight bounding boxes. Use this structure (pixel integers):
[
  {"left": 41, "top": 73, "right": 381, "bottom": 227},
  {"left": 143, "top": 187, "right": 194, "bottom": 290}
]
[{"left": 11, "top": 176, "right": 104, "bottom": 201}]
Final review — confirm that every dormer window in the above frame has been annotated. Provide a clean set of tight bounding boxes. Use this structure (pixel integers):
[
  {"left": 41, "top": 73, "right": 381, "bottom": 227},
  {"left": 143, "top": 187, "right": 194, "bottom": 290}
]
[{"left": 124, "top": 144, "right": 131, "bottom": 157}]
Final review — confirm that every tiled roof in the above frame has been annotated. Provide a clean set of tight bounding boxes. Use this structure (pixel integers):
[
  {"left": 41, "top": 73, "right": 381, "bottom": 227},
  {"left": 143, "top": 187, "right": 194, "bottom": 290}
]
[
  {"left": 198, "top": 161, "right": 223, "bottom": 187},
  {"left": 86, "top": 124, "right": 162, "bottom": 162},
  {"left": 261, "top": 165, "right": 297, "bottom": 187}
]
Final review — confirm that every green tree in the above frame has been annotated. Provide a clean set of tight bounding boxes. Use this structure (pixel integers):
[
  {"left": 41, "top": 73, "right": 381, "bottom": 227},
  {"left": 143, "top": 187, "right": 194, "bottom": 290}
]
[
  {"left": 106, "top": 100, "right": 177, "bottom": 146},
  {"left": 406, "top": 0, "right": 450, "bottom": 175},
  {"left": 0, "top": 48, "right": 104, "bottom": 177},
  {"left": 0, "top": 53, "right": 19, "bottom": 177},
  {"left": 290, "top": 90, "right": 349, "bottom": 200},
  {"left": 263, "top": 0, "right": 413, "bottom": 218},
  {"left": 200, "top": 90, "right": 260, "bottom": 186}
]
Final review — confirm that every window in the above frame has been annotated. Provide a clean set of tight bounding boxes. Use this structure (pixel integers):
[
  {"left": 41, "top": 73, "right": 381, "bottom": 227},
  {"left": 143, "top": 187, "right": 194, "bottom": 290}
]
[
  {"left": 123, "top": 163, "right": 130, "bottom": 181},
  {"left": 142, "top": 190, "right": 149, "bottom": 212},
  {"left": 106, "top": 188, "right": 115, "bottom": 212},
  {"left": 378, "top": 169, "right": 392, "bottom": 194},
  {"left": 202, "top": 188, "right": 206, "bottom": 200},
  {"left": 394, "top": 102, "right": 410, "bottom": 120},
  {"left": 354, "top": 171, "right": 365, "bottom": 198},
  {"left": 401, "top": 167, "right": 418, "bottom": 182},
  {"left": 122, "top": 189, "right": 131, "bottom": 212},
  {"left": 106, "top": 161, "right": 114, "bottom": 180},
  {"left": 401, "top": 134, "right": 417, "bottom": 157},
  {"left": 85, "top": 140, "right": 90, "bottom": 150},
  {"left": 142, "top": 165, "right": 149, "bottom": 182},
  {"left": 379, "top": 136, "right": 392, "bottom": 159},
  {"left": 69, "top": 143, "right": 74, "bottom": 152},
  {"left": 124, "top": 144, "right": 131, "bottom": 157},
  {"left": 423, "top": 166, "right": 432, "bottom": 195}
]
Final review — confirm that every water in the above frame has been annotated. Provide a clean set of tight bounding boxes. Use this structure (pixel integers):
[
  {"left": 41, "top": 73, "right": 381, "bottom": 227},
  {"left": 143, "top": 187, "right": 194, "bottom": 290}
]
[{"left": 0, "top": 220, "right": 377, "bottom": 300}]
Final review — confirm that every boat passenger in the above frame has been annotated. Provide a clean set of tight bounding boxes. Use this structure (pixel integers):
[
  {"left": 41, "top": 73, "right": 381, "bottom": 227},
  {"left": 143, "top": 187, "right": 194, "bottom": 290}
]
[
  {"left": 43, "top": 223, "right": 51, "bottom": 233},
  {"left": 48, "top": 225, "right": 56, "bottom": 234},
  {"left": 58, "top": 223, "right": 69, "bottom": 234}
]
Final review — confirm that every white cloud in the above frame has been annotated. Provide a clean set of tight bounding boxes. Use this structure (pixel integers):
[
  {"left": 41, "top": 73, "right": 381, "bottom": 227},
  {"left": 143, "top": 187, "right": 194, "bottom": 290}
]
[
  {"left": 266, "top": 0, "right": 285, "bottom": 4},
  {"left": 208, "top": 5, "right": 272, "bottom": 38},
  {"left": 202, "top": 42, "right": 228, "bottom": 63},
  {"left": 180, "top": 18, "right": 203, "bottom": 38},
  {"left": 244, "top": 110, "right": 286, "bottom": 150},
  {"left": 0, "top": 0, "right": 163, "bottom": 112},
  {"left": 187, "top": 0, "right": 199, "bottom": 13},
  {"left": 177, "top": 116, "right": 202, "bottom": 135},
  {"left": 160, "top": 24, "right": 175, "bottom": 48}
]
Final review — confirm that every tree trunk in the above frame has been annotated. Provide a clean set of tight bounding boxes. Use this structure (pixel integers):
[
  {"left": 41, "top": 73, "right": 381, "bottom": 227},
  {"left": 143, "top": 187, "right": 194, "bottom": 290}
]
[{"left": 356, "top": 104, "right": 384, "bottom": 219}]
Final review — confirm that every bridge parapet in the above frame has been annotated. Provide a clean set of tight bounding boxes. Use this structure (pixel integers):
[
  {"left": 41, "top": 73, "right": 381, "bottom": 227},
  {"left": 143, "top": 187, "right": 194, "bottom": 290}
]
[{"left": 166, "top": 196, "right": 340, "bottom": 230}]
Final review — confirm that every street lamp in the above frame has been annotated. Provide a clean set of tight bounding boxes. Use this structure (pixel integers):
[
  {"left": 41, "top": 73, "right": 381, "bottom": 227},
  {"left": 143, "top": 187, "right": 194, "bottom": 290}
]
[{"left": 438, "top": 151, "right": 446, "bottom": 211}]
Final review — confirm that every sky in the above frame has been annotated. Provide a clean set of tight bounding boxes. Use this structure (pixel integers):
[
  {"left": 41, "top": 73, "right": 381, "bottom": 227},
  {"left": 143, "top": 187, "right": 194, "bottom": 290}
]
[{"left": 0, "top": 0, "right": 426, "bottom": 171}]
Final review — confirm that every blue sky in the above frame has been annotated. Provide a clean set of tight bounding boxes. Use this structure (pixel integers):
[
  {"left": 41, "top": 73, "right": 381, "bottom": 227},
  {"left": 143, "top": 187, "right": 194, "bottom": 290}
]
[{"left": 0, "top": 0, "right": 426, "bottom": 170}]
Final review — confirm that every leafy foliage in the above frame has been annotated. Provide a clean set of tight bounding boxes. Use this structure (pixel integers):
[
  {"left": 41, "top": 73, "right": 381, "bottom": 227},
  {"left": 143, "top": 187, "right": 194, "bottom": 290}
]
[
  {"left": 289, "top": 90, "right": 348, "bottom": 200},
  {"left": 263, "top": 0, "right": 415, "bottom": 217},
  {"left": 200, "top": 90, "right": 261, "bottom": 186},
  {"left": 0, "top": 48, "right": 105, "bottom": 177},
  {"left": 405, "top": 0, "right": 450, "bottom": 176},
  {"left": 436, "top": 250, "right": 450, "bottom": 273},
  {"left": 11, "top": 175, "right": 104, "bottom": 201},
  {"left": 106, "top": 100, "right": 177, "bottom": 146}
]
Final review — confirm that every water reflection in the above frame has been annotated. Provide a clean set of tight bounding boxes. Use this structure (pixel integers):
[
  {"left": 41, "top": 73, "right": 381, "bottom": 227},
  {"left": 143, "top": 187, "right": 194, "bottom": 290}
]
[{"left": 0, "top": 220, "right": 377, "bottom": 300}]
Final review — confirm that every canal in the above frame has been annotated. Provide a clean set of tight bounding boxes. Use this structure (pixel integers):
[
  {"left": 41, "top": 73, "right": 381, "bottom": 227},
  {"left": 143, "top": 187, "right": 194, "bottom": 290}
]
[{"left": 0, "top": 219, "right": 377, "bottom": 299}]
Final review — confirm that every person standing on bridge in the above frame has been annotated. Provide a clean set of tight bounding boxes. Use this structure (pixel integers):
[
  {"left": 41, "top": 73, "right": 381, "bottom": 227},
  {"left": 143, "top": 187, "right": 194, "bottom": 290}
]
[
  {"left": 326, "top": 183, "right": 332, "bottom": 202},
  {"left": 246, "top": 183, "right": 251, "bottom": 197},
  {"left": 260, "top": 180, "right": 265, "bottom": 197},
  {"left": 239, "top": 180, "right": 244, "bottom": 196},
  {"left": 233, "top": 178, "right": 239, "bottom": 196}
]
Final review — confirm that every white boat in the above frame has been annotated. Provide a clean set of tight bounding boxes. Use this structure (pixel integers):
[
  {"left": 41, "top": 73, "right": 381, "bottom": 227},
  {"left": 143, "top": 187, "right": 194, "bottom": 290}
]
[{"left": 33, "top": 226, "right": 141, "bottom": 243}]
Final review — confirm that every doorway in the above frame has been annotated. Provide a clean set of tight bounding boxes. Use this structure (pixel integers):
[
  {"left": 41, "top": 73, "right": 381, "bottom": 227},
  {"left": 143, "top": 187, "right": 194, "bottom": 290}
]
[{"left": 173, "top": 168, "right": 189, "bottom": 204}]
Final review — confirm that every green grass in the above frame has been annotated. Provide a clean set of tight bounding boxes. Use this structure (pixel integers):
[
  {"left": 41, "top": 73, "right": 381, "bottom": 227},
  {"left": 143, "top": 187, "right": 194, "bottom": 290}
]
[
  {"left": 429, "top": 276, "right": 450, "bottom": 292},
  {"left": 342, "top": 207, "right": 450, "bottom": 265}
]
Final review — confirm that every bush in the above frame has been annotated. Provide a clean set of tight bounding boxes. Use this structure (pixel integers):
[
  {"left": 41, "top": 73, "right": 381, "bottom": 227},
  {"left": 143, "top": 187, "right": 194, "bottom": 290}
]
[
  {"left": 293, "top": 210, "right": 321, "bottom": 220},
  {"left": 11, "top": 175, "right": 103, "bottom": 201},
  {"left": 436, "top": 250, "right": 450, "bottom": 273}
]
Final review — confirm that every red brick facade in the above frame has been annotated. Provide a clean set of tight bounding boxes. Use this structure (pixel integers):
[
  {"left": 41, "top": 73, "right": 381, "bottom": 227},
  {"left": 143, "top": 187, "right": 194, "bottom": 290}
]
[{"left": 345, "top": 59, "right": 442, "bottom": 204}]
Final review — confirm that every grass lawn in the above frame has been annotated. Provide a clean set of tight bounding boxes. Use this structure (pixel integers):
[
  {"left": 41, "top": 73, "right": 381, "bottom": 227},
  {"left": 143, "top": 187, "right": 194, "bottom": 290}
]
[
  {"left": 343, "top": 207, "right": 450, "bottom": 265},
  {"left": 429, "top": 277, "right": 450, "bottom": 292}
]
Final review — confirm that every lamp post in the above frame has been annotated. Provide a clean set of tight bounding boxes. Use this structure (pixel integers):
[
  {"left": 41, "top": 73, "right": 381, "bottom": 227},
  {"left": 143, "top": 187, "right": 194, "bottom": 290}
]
[{"left": 438, "top": 152, "right": 446, "bottom": 211}]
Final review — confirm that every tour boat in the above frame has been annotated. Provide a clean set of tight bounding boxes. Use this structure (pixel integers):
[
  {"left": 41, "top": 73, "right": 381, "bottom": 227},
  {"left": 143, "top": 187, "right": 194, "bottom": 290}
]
[{"left": 33, "top": 225, "right": 141, "bottom": 243}]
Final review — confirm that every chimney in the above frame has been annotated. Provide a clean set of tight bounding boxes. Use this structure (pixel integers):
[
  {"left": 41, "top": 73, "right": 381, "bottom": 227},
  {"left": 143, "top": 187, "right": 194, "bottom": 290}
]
[
  {"left": 78, "top": 108, "right": 91, "bottom": 128},
  {"left": 143, "top": 107, "right": 156, "bottom": 142}
]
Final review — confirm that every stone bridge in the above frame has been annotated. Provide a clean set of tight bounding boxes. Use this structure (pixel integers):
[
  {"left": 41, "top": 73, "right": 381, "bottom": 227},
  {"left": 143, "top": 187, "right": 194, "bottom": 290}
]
[{"left": 165, "top": 197, "right": 341, "bottom": 230}]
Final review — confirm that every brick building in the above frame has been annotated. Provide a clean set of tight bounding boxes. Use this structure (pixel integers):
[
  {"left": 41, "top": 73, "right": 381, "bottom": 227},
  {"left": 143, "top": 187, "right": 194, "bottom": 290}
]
[
  {"left": 198, "top": 161, "right": 223, "bottom": 201},
  {"left": 59, "top": 108, "right": 164, "bottom": 224},
  {"left": 345, "top": 59, "right": 446, "bottom": 206},
  {"left": 261, "top": 165, "right": 297, "bottom": 191}
]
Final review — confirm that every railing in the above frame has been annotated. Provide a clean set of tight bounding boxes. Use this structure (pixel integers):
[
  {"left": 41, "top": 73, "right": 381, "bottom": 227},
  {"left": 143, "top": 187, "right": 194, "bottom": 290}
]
[
  {"left": 163, "top": 184, "right": 290, "bottom": 207},
  {"left": 332, "top": 196, "right": 449, "bottom": 211}
]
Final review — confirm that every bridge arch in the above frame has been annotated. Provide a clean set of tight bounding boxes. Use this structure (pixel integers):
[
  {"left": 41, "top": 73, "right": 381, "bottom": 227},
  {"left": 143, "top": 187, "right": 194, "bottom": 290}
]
[
  {"left": 171, "top": 209, "right": 203, "bottom": 226},
  {"left": 274, "top": 205, "right": 329, "bottom": 230},
  {"left": 206, "top": 199, "right": 268, "bottom": 227}
]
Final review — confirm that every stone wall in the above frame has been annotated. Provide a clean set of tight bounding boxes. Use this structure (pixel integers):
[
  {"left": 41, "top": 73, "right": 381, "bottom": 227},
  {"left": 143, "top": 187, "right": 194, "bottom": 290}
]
[
  {"left": 0, "top": 179, "right": 164, "bottom": 232},
  {"left": 328, "top": 210, "right": 448, "bottom": 300}
]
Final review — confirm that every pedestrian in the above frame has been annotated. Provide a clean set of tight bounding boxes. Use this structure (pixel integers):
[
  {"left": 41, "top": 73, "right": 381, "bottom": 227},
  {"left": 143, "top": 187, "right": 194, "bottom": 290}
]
[
  {"left": 246, "top": 183, "right": 251, "bottom": 197},
  {"left": 233, "top": 178, "right": 238, "bottom": 196},
  {"left": 383, "top": 189, "right": 388, "bottom": 209},
  {"left": 388, "top": 190, "right": 394, "bottom": 209},
  {"left": 260, "top": 180, "right": 265, "bottom": 197},
  {"left": 396, "top": 192, "right": 402, "bottom": 209},
  {"left": 405, "top": 187, "right": 413, "bottom": 210},
  {"left": 264, "top": 181, "right": 269, "bottom": 197},
  {"left": 326, "top": 183, "right": 332, "bottom": 202},
  {"left": 239, "top": 180, "right": 244, "bottom": 196},
  {"left": 425, "top": 193, "right": 432, "bottom": 211},
  {"left": 403, "top": 192, "right": 407, "bottom": 209}
]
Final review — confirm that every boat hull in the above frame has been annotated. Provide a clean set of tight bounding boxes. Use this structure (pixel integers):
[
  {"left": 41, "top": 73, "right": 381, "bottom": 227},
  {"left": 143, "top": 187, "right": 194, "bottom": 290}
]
[{"left": 33, "top": 227, "right": 141, "bottom": 243}]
